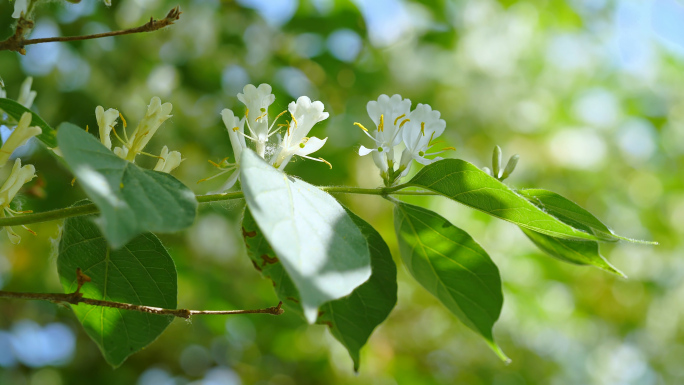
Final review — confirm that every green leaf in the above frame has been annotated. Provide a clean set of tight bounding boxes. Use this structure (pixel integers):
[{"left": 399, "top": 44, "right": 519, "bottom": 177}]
[
  {"left": 521, "top": 228, "right": 625, "bottom": 277},
  {"left": 240, "top": 148, "right": 371, "bottom": 323},
  {"left": 318, "top": 209, "right": 398, "bottom": 372},
  {"left": 241, "top": 207, "right": 306, "bottom": 319},
  {"left": 518, "top": 189, "right": 656, "bottom": 244},
  {"left": 404, "top": 159, "right": 599, "bottom": 241},
  {"left": 242, "top": 207, "right": 398, "bottom": 372},
  {"left": 57, "top": 205, "right": 177, "bottom": 368},
  {"left": 56, "top": 122, "right": 197, "bottom": 248},
  {"left": 393, "top": 201, "right": 508, "bottom": 362},
  {"left": 0, "top": 97, "right": 58, "bottom": 148}
]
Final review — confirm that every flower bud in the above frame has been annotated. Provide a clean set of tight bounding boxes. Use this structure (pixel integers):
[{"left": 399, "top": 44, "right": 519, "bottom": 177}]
[
  {"left": 492, "top": 145, "right": 502, "bottom": 179},
  {"left": 17, "top": 77, "right": 36, "bottom": 108},
  {"left": 95, "top": 106, "right": 119, "bottom": 150},
  {"left": 482, "top": 166, "right": 492, "bottom": 176},
  {"left": 0, "top": 158, "right": 36, "bottom": 207},
  {"left": 501, "top": 154, "right": 520, "bottom": 180}
]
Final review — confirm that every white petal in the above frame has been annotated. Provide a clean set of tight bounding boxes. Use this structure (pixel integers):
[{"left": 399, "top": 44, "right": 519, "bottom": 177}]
[
  {"left": 358, "top": 145, "right": 375, "bottom": 156},
  {"left": 295, "top": 137, "right": 327, "bottom": 157}
]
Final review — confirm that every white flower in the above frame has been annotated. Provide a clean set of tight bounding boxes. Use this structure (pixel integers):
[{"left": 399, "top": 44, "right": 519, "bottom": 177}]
[
  {"left": 358, "top": 94, "right": 412, "bottom": 160},
  {"left": 12, "top": 0, "right": 28, "bottom": 19},
  {"left": 120, "top": 96, "right": 172, "bottom": 162},
  {"left": 198, "top": 109, "right": 247, "bottom": 192},
  {"left": 153, "top": 146, "right": 182, "bottom": 173},
  {"left": 0, "top": 158, "right": 37, "bottom": 244},
  {"left": 237, "top": 84, "right": 276, "bottom": 157},
  {"left": 95, "top": 106, "right": 119, "bottom": 150},
  {"left": 399, "top": 103, "right": 447, "bottom": 167},
  {"left": 272, "top": 96, "right": 329, "bottom": 170},
  {"left": 0, "top": 112, "right": 42, "bottom": 167},
  {"left": 17, "top": 77, "right": 37, "bottom": 108}
]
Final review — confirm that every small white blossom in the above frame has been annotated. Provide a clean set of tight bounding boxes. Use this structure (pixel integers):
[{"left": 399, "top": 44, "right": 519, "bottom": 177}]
[
  {"left": 399, "top": 103, "right": 447, "bottom": 168},
  {"left": 201, "top": 84, "right": 331, "bottom": 192},
  {"left": 0, "top": 158, "right": 37, "bottom": 244},
  {"left": 95, "top": 106, "right": 119, "bottom": 150},
  {"left": 0, "top": 112, "right": 42, "bottom": 167},
  {"left": 17, "top": 77, "right": 37, "bottom": 108},
  {"left": 237, "top": 84, "right": 276, "bottom": 157},
  {"left": 357, "top": 95, "right": 451, "bottom": 186},
  {"left": 272, "top": 96, "right": 329, "bottom": 170},
  {"left": 12, "top": 0, "right": 28, "bottom": 19},
  {"left": 153, "top": 146, "right": 182, "bottom": 173},
  {"left": 119, "top": 97, "right": 172, "bottom": 162}
]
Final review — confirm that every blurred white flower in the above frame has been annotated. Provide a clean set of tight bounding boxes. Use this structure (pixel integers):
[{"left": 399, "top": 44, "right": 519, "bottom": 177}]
[
  {"left": 95, "top": 106, "right": 119, "bottom": 150},
  {"left": 0, "top": 158, "right": 37, "bottom": 244},
  {"left": 0, "top": 112, "right": 42, "bottom": 167},
  {"left": 153, "top": 146, "right": 182, "bottom": 173},
  {"left": 12, "top": 0, "right": 28, "bottom": 19},
  {"left": 17, "top": 77, "right": 37, "bottom": 108}
]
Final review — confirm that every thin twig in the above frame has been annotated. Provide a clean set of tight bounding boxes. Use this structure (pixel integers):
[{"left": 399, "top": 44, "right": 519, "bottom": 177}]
[
  {"left": 0, "top": 269, "right": 284, "bottom": 318},
  {"left": 0, "top": 290, "right": 284, "bottom": 318},
  {"left": 0, "top": 7, "right": 182, "bottom": 54}
]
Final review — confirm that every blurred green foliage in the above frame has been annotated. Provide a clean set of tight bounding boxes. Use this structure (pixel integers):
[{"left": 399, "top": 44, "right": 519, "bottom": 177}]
[{"left": 1, "top": 0, "right": 683, "bottom": 384}]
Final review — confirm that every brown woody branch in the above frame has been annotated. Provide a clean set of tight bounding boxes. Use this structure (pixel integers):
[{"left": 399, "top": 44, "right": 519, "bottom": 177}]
[
  {"left": 0, "top": 268, "right": 284, "bottom": 318},
  {"left": 0, "top": 7, "right": 182, "bottom": 55}
]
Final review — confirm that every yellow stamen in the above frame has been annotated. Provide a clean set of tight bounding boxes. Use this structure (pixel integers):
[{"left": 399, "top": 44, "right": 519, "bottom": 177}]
[
  {"left": 256, "top": 111, "right": 268, "bottom": 121},
  {"left": 428, "top": 131, "right": 436, "bottom": 144},
  {"left": 442, "top": 146, "right": 456, "bottom": 151},
  {"left": 23, "top": 226, "right": 36, "bottom": 236},
  {"left": 290, "top": 113, "right": 298, "bottom": 130},
  {"left": 232, "top": 126, "right": 239, "bottom": 132},
  {"left": 119, "top": 113, "right": 127, "bottom": 128},
  {"left": 421, "top": 122, "right": 425, "bottom": 136},
  {"left": 70, "top": 177, "right": 76, "bottom": 186},
  {"left": 394, "top": 114, "right": 406, "bottom": 125},
  {"left": 319, "top": 158, "right": 332, "bottom": 169},
  {"left": 354, "top": 122, "right": 369, "bottom": 132},
  {"left": 85, "top": 125, "right": 89, "bottom": 133},
  {"left": 379, "top": 114, "right": 384, "bottom": 132},
  {"left": 399, "top": 118, "right": 410, "bottom": 128}
]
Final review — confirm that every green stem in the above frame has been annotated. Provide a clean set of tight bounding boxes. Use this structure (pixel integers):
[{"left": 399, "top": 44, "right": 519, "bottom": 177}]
[{"left": 0, "top": 185, "right": 434, "bottom": 227}]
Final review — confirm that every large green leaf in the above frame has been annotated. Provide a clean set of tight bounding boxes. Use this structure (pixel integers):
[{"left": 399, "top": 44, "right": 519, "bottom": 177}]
[
  {"left": 0, "top": 97, "right": 58, "bottom": 148},
  {"left": 393, "top": 201, "right": 508, "bottom": 362},
  {"left": 318, "top": 209, "right": 398, "bottom": 371},
  {"left": 242, "top": 207, "right": 398, "bottom": 371},
  {"left": 57, "top": 207, "right": 177, "bottom": 368},
  {"left": 403, "top": 159, "right": 599, "bottom": 241},
  {"left": 521, "top": 228, "right": 625, "bottom": 277},
  {"left": 518, "top": 189, "right": 655, "bottom": 244},
  {"left": 56, "top": 122, "right": 197, "bottom": 248},
  {"left": 240, "top": 148, "right": 371, "bottom": 323}
]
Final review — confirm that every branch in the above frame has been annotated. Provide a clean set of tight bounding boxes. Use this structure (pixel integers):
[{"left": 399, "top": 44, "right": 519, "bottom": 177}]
[
  {"left": 0, "top": 269, "right": 284, "bottom": 318},
  {"left": 0, "top": 186, "right": 438, "bottom": 227},
  {"left": 0, "top": 7, "right": 182, "bottom": 54}
]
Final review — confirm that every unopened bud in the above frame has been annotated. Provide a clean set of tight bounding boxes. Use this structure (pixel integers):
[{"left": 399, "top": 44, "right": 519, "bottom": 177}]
[
  {"left": 501, "top": 154, "right": 520, "bottom": 180},
  {"left": 492, "top": 145, "right": 502, "bottom": 179},
  {"left": 0, "top": 112, "right": 42, "bottom": 167},
  {"left": 482, "top": 166, "right": 492, "bottom": 176}
]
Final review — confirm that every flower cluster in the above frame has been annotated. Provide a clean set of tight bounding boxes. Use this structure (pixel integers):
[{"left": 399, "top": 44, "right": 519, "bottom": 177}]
[
  {"left": 94, "top": 97, "right": 182, "bottom": 173},
  {"left": 355, "top": 94, "right": 452, "bottom": 186},
  {"left": 201, "top": 84, "right": 330, "bottom": 192},
  {"left": 0, "top": 78, "right": 41, "bottom": 244}
]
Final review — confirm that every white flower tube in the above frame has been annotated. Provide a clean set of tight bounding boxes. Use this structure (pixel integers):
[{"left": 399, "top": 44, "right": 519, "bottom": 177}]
[
  {"left": 95, "top": 106, "right": 119, "bottom": 150},
  {"left": 237, "top": 84, "right": 275, "bottom": 157}
]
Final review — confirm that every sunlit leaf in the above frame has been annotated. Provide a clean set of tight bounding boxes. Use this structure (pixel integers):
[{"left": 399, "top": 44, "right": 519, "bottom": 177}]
[
  {"left": 393, "top": 201, "right": 508, "bottom": 362},
  {"left": 240, "top": 148, "right": 371, "bottom": 323},
  {"left": 57, "top": 205, "right": 177, "bottom": 368},
  {"left": 404, "top": 159, "right": 599, "bottom": 241},
  {"left": 0, "top": 97, "right": 58, "bottom": 148},
  {"left": 56, "top": 122, "right": 197, "bottom": 248}
]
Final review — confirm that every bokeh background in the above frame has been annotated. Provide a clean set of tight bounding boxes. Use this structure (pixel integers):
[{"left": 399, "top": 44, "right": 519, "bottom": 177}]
[{"left": 1, "top": 0, "right": 683, "bottom": 384}]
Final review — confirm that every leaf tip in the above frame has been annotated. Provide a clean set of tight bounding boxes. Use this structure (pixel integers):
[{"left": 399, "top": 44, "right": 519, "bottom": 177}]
[{"left": 487, "top": 340, "right": 511, "bottom": 364}]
